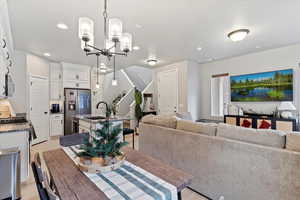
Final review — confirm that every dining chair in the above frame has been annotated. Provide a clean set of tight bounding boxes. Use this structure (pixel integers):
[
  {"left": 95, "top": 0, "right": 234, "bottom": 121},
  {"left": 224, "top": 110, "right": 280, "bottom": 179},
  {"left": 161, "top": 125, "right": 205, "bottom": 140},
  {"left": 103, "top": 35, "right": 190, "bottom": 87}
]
[
  {"left": 43, "top": 171, "right": 60, "bottom": 200},
  {"left": 33, "top": 153, "right": 44, "bottom": 185},
  {"left": 59, "top": 133, "right": 88, "bottom": 147},
  {"left": 31, "top": 162, "right": 48, "bottom": 200}
]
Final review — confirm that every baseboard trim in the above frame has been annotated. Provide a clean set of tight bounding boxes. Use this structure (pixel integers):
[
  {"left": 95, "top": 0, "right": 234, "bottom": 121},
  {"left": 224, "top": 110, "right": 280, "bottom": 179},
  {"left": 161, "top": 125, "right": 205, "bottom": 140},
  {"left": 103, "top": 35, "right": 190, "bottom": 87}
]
[{"left": 187, "top": 187, "right": 213, "bottom": 200}]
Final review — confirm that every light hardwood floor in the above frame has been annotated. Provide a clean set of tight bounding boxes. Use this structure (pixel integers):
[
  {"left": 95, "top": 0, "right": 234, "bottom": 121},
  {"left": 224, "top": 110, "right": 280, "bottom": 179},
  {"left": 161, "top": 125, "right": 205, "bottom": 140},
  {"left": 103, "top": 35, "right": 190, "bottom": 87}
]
[{"left": 21, "top": 135, "right": 208, "bottom": 200}]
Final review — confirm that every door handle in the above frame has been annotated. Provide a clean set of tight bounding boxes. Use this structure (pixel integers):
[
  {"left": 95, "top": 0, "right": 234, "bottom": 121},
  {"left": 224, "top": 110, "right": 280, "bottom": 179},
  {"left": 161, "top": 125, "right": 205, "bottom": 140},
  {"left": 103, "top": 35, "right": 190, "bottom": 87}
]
[{"left": 44, "top": 112, "right": 48, "bottom": 114}]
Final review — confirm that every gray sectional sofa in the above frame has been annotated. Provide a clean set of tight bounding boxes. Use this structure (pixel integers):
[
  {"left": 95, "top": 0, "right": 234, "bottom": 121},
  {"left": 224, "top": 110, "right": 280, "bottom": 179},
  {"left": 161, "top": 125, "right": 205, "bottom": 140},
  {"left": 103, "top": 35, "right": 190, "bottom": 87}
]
[{"left": 139, "top": 115, "right": 300, "bottom": 200}]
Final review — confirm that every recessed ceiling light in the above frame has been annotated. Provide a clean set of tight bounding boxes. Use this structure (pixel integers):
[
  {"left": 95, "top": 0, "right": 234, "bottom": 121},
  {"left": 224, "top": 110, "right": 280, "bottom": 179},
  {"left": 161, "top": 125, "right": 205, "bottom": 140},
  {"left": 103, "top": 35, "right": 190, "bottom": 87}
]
[
  {"left": 57, "top": 23, "right": 68, "bottom": 30},
  {"left": 197, "top": 47, "right": 202, "bottom": 51},
  {"left": 43, "top": 52, "right": 51, "bottom": 57},
  {"left": 147, "top": 59, "right": 158, "bottom": 66},
  {"left": 228, "top": 29, "right": 250, "bottom": 42},
  {"left": 133, "top": 46, "right": 140, "bottom": 51}
]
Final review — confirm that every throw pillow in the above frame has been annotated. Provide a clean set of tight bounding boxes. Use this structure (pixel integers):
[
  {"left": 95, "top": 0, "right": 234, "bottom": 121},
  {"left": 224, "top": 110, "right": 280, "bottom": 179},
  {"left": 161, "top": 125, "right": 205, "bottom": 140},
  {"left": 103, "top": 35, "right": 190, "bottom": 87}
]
[
  {"left": 259, "top": 120, "right": 271, "bottom": 129},
  {"left": 241, "top": 119, "right": 251, "bottom": 128}
]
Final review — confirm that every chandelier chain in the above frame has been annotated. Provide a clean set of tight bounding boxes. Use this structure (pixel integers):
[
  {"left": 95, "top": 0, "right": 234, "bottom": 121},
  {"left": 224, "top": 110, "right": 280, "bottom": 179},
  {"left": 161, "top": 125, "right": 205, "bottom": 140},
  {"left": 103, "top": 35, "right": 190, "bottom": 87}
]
[
  {"left": 96, "top": 54, "right": 100, "bottom": 84},
  {"left": 103, "top": 0, "right": 108, "bottom": 37}
]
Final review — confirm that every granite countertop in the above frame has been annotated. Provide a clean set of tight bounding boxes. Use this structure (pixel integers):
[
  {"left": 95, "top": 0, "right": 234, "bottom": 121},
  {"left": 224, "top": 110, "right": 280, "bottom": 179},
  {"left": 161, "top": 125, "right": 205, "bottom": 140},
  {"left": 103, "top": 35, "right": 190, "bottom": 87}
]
[
  {"left": 0, "top": 122, "right": 31, "bottom": 133},
  {"left": 75, "top": 114, "right": 130, "bottom": 124}
]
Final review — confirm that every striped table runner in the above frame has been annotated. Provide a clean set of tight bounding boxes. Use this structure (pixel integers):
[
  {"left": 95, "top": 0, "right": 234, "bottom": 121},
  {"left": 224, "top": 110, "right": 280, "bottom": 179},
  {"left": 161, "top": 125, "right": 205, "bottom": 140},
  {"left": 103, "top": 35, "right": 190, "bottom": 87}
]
[{"left": 63, "top": 146, "right": 178, "bottom": 200}]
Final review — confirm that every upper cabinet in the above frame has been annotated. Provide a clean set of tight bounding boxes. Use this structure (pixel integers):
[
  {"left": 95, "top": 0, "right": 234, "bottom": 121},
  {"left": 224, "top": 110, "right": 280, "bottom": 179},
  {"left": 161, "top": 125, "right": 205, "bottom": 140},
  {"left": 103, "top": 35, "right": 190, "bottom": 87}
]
[
  {"left": 50, "top": 63, "right": 62, "bottom": 81},
  {"left": 50, "top": 63, "right": 62, "bottom": 100},
  {"left": 62, "top": 62, "right": 91, "bottom": 89}
]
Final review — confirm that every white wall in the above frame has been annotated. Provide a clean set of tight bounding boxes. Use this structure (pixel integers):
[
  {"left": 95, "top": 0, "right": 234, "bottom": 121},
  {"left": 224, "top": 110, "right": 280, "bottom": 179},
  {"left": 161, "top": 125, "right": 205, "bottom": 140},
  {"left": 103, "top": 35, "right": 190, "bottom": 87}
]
[
  {"left": 199, "top": 43, "right": 300, "bottom": 119},
  {"left": 187, "top": 61, "right": 201, "bottom": 120}
]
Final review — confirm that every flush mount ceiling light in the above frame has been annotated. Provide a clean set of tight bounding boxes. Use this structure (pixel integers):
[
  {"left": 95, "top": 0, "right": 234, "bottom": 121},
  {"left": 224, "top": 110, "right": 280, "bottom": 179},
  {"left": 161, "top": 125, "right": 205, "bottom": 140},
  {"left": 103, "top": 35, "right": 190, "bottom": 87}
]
[
  {"left": 133, "top": 46, "right": 140, "bottom": 51},
  {"left": 147, "top": 59, "right": 157, "bottom": 66},
  {"left": 78, "top": 0, "right": 134, "bottom": 86},
  {"left": 197, "top": 47, "right": 202, "bottom": 51},
  {"left": 43, "top": 52, "right": 51, "bottom": 57},
  {"left": 57, "top": 23, "right": 68, "bottom": 30},
  {"left": 227, "top": 29, "right": 250, "bottom": 42}
]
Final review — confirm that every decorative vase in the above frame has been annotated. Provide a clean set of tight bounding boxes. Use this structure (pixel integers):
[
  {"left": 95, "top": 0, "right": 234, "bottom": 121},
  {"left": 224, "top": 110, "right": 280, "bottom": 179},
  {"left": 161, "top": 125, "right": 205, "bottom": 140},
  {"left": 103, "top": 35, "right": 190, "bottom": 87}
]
[
  {"left": 79, "top": 156, "right": 92, "bottom": 165},
  {"left": 77, "top": 153, "right": 126, "bottom": 173},
  {"left": 92, "top": 157, "right": 106, "bottom": 166},
  {"left": 116, "top": 153, "right": 125, "bottom": 161}
]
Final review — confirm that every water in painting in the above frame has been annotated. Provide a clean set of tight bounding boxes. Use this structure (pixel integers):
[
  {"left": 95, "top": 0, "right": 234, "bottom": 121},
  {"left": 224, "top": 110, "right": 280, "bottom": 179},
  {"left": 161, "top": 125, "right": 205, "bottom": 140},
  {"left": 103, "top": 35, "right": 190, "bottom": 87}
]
[{"left": 231, "top": 69, "right": 293, "bottom": 102}]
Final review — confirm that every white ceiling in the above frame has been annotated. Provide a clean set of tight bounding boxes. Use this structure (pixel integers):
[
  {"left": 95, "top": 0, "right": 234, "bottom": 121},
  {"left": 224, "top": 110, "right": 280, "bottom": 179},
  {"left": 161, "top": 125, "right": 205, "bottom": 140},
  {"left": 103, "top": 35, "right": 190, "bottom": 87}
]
[{"left": 7, "top": 0, "right": 300, "bottom": 69}]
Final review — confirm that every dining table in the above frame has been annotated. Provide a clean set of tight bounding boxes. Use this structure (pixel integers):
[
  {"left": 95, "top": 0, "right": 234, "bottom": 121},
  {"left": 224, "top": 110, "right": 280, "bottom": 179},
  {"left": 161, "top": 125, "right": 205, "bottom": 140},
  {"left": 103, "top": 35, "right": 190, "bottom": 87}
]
[{"left": 43, "top": 146, "right": 193, "bottom": 200}]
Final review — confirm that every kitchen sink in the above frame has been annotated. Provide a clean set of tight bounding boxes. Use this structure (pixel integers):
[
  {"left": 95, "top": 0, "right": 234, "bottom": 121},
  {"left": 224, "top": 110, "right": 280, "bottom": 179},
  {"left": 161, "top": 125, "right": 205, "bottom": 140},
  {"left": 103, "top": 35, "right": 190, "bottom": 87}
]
[{"left": 86, "top": 116, "right": 106, "bottom": 120}]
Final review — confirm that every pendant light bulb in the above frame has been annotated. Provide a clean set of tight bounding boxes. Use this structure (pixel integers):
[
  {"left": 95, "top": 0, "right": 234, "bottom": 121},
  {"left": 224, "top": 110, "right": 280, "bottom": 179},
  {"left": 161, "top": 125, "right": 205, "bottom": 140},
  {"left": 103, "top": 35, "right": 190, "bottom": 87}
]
[
  {"left": 112, "top": 79, "right": 118, "bottom": 86},
  {"left": 96, "top": 82, "right": 100, "bottom": 89}
]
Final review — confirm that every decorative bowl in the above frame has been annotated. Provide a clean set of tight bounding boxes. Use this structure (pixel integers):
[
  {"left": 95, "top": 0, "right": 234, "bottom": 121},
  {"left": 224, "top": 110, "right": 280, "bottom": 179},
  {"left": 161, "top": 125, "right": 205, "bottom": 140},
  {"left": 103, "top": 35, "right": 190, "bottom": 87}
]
[{"left": 77, "top": 153, "right": 126, "bottom": 173}]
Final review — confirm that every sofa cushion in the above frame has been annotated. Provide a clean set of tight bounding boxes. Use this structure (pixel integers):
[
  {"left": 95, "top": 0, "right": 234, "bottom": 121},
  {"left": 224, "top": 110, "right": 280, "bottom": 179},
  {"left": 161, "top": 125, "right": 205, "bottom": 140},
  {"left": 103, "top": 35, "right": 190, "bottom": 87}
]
[
  {"left": 286, "top": 132, "right": 300, "bottom": 152},
  {"left": 217, "top": 123, "right": 286, "bottom": 148},
  {"left": 141, "top": 114, "right": 177, "bottom": 129},
  {"left": 176, "top": 120, "right": 217, "bottom": 136}
]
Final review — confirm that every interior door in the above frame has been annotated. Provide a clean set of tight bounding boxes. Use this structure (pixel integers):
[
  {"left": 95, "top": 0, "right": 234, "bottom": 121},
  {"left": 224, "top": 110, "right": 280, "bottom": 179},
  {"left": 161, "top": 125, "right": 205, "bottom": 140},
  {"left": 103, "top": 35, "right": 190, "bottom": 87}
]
[
  {"left": 157, "top": 69, "right": 178, "bottom": 115},
  {"left": 30, "top": 76, "right": 49, "bottom": 145}
]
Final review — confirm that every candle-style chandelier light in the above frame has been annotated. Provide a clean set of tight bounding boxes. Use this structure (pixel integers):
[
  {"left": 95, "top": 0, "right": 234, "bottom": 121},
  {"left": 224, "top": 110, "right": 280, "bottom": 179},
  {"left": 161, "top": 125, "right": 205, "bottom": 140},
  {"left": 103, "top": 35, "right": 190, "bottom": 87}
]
[{"left": 78, "top": 0, "right": 133, "bottom": 86}]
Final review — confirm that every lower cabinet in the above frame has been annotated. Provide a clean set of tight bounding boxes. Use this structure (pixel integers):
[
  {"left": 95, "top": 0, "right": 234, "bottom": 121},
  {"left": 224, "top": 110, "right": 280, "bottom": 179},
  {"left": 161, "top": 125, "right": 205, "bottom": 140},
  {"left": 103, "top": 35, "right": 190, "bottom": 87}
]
[{"left": 50, "top": 114, "right": 64, "bottom": 136}]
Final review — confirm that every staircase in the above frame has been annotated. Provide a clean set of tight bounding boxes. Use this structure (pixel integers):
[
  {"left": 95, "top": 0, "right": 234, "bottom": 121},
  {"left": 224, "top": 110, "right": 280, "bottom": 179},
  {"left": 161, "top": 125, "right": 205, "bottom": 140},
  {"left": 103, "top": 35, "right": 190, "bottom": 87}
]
[{"left": 102, "top": 66, "right": 153, "bottom": 122}]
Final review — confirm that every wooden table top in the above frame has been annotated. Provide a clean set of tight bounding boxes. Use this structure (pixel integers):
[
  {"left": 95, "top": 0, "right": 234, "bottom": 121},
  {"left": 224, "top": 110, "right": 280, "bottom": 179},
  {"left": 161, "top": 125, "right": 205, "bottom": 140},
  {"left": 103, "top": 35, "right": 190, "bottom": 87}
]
[{"left": 43, "top": 147, "right": 192, "bottom": 200}]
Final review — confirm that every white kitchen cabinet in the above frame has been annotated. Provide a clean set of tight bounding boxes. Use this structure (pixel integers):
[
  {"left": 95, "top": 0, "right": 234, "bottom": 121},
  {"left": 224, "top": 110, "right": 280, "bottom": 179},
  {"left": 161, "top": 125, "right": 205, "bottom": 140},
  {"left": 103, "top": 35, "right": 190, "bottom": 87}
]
[
  {"left": 50, "top": 114, "right": 63, "bottom": 136},
  {"left": 50, "top": 81, "right": 62, "bottom": 100},
  {"left": 63, "top": 81, "right": 90, "bottom": 89},
  {"left": 50, "top": 63, "right": 62, "bottom": 81},
  {"left": 62, "top": 62, "right": 91, "bottom": 89},
  {"left": 64, "top": 70, "right": 89, "bottom": 82},
  {"left": 50, "top": 63, "right": 63, "bottom": 100}
]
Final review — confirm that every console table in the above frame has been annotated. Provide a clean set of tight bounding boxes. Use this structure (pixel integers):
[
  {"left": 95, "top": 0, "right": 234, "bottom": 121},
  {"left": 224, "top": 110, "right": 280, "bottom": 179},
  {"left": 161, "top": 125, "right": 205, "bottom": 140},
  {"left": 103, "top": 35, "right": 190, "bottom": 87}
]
[{"left": 224, "top": 115, "right": 297, "bottom": 132}]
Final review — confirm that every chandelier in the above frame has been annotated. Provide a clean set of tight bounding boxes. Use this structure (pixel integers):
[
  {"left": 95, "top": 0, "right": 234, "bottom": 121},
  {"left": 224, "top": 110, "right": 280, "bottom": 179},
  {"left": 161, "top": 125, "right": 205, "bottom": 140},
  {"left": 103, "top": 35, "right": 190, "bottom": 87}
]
[{"left": 78, "top": 0, "right": 133, "bottom": 86}]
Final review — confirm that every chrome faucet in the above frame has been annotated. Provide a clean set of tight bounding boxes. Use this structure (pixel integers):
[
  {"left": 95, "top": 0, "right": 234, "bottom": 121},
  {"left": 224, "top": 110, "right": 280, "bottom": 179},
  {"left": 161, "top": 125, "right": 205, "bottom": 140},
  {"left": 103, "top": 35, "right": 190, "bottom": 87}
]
[{"left": 96, "top": 101, "right": 110, "bottom": 118}]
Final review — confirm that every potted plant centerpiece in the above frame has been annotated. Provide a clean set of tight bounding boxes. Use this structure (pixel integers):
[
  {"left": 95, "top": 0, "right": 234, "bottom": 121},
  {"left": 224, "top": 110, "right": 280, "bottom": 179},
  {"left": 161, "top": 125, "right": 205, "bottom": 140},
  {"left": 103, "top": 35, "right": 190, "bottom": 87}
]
[{"left": 77, "top": 120, "right": 128, "bottom": 172}]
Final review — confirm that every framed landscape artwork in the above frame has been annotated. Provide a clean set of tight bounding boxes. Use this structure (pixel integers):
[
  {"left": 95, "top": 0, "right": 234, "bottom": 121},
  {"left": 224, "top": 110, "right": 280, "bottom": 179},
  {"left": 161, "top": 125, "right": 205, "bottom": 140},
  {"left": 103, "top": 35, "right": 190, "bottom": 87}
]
[{"left": 231, "top": 69, "right": 293, "bottom": 102}]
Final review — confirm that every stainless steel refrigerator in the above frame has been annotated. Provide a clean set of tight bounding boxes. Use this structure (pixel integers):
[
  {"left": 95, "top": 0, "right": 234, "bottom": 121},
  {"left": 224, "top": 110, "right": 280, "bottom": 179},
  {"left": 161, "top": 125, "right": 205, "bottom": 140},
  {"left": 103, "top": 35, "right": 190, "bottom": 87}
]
[{"left": 64, "top": 88, "right": 91, "bottom": 135}]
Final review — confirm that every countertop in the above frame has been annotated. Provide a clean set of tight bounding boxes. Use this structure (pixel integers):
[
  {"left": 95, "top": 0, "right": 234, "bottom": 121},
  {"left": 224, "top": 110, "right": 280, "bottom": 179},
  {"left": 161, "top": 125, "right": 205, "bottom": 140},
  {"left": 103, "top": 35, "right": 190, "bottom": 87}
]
[
  {"left": 0, "top": 122, "right": 31, "bottom": 133},
  {"left": 75, "top": 114, "right": 130, "bottom": 124}
]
